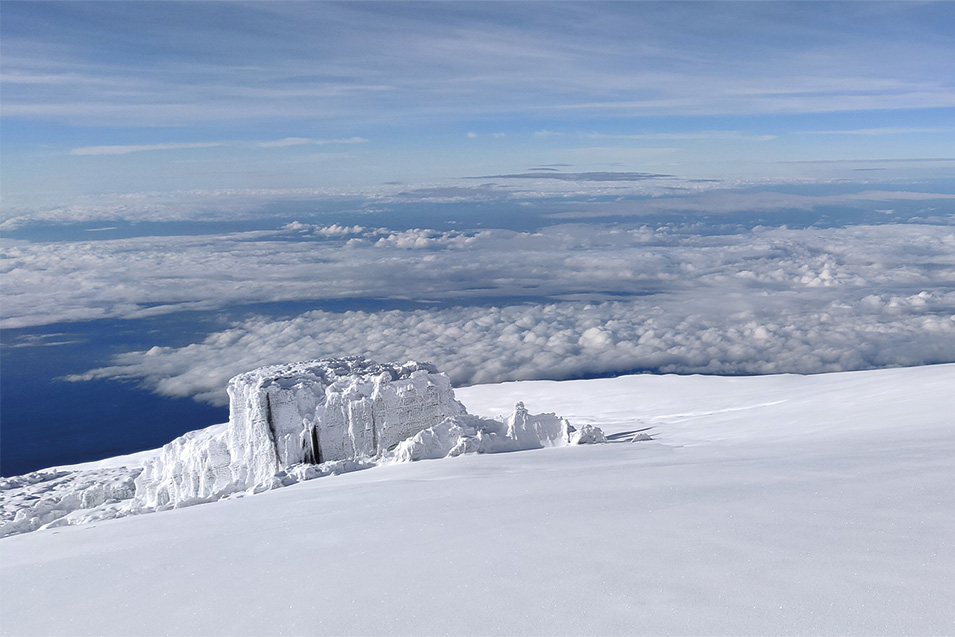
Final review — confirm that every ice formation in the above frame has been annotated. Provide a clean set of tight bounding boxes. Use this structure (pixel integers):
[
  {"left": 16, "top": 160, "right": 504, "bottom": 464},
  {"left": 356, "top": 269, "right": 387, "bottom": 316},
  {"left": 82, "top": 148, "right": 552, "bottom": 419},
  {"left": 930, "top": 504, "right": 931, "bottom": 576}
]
[
  {"left": 0, "top": 467, "right": 141, "bottom": 537},
  {"left": 394, "top": 402, "right": 606, "bottom": 462},
  {"left": 0, "top": 357, "right": 604, "bottom": 537},
  {"left": 136, "top": 357, "right": 465, "bottom": 507}
]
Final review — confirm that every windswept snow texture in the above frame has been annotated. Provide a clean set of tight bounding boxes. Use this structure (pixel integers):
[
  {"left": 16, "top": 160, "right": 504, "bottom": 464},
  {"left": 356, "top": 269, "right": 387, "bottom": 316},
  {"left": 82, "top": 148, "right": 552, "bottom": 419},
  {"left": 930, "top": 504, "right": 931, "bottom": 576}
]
[
  {"left": 1, "top": 364, "right": 952, "bottom": 636},
  {"left": 1, "top": 358, "right": 603, "bottom": 537},
  {"left": 0, "top": 467, "right": 141, "bottom": 537}
]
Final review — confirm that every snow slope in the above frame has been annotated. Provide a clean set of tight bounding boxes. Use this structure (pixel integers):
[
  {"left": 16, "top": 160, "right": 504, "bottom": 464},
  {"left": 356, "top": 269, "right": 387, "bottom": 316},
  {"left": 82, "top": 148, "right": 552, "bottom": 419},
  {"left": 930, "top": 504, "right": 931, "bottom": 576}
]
[{"left": 2, "top": 364, "right": 954, "bottom": 636}]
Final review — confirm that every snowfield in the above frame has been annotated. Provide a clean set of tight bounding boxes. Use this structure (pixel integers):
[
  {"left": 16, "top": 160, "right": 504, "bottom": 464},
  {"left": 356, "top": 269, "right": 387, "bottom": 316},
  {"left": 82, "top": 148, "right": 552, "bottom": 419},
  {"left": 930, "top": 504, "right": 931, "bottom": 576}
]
[{"left": 2, "top": 364, "right": 954, "bottom": 636}]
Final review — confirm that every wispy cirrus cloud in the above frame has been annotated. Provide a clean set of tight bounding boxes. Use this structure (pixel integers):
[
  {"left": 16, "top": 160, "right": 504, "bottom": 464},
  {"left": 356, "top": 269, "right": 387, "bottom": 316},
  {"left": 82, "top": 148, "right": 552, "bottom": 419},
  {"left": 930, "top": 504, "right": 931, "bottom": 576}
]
[
  {"left": 256, "top": 137, "right": 367, "bottom": 148},
  {"left": 779, "top": 157, "right": 955, "bottom": 165},
  {"left": 5, "top": 3, "right": 953, "bottom": 127},
  {"left": 70, "top": 142, "right": 226, "bottom": 156},
  {"left": 800, "top": 127, "right": 955, "bottom": 136},
  {"left": 584, "top": 131, "right": 777, "bottom": 142},
  {"left": 4, "top": 2, "right": 954, "bottom": 206},
  {"left": 68, "top": 137, "right": 368, "bottom": 156}
]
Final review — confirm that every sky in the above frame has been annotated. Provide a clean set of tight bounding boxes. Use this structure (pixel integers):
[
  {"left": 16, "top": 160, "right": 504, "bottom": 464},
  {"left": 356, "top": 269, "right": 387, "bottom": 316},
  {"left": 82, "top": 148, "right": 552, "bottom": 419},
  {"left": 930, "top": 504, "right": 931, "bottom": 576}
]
[
  {"left": 3, "top": 1, "right": 955, "bottom": 205},
  {"left": 2, "top": 2, "right": 955, "bottom": 472}
]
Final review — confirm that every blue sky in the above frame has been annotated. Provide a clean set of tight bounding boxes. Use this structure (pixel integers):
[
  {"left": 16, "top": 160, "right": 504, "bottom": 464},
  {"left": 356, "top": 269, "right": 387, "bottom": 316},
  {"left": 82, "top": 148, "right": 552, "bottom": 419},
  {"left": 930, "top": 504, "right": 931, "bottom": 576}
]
[{"left": 3, "top": 1, "right": 954, "bottom": 205}]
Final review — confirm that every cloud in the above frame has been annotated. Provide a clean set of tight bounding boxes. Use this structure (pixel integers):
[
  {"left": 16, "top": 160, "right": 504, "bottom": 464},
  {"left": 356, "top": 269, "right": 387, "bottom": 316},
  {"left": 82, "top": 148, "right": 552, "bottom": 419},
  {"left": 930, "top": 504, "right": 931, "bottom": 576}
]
[
  {"left": 1, "top": 175, "right": 726, "bottom": 230},
  {"left": 551, "top": 91, "right": 955, "bottom": 117},
  {"left": 584, "top": 131, "right": 777, "bottom": 142},
  {"left": 780, "top": 158, "right": 955, "bottom": 165},
  {"left": 548, "top": 189, "right": 955, "bottom": 219},
  {"left": 256, "top": 137, "right": 367, "bottom": 147},
  {"left": 3, "top": 209, "right": 952, "bottom": 402},
  {"left": 5, "top": 2, "right": 954, "bottom": 133},
  {"left": 0, "top": 186, "right": 402, "bottom": 230},
  {"left": 469, "top": 172, "right": 671, "bottom": 182},
  {"left": 67, "top": 137, "right": 368, "bottom": 156},
  {"left": 69, "top": 289, "right": 955, "bottom": 406},
  {"left": 5, "top": 218, "right": 955, "bottom": 330},
  {"left": 70, "top": 142, "right": 225, "bottom": 156},
  {"left": 800, "top": 128, "right": 955, "bottom": 136}
]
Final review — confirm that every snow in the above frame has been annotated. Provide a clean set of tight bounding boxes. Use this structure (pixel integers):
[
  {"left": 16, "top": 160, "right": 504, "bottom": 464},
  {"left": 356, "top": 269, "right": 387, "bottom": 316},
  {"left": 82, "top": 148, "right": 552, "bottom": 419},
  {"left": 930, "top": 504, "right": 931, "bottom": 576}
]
[
  {"left": 0, "top": 467, "right": 140, "bottom": 536},
  {"left": 222, "top": 357, "right": 465, "bottom": 486},
  {"left": 393, "top": 401, "right": 604, "bottom": 461},
  {"left": 1, "top": 357, "right": 596, "bottom": 537},
  {"left": 2, "top": 364, "right": 954, "bottom": 635}
]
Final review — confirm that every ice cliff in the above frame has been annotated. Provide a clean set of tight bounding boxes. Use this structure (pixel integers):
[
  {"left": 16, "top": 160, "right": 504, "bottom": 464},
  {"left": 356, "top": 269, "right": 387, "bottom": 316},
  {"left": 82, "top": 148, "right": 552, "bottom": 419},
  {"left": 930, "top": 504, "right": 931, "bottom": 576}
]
[
  {"left": 1, "top": 357, "right": 604, "bottom": 537},
  {"left": 136, "top": 357, "right": 465, "bottom": 507}
]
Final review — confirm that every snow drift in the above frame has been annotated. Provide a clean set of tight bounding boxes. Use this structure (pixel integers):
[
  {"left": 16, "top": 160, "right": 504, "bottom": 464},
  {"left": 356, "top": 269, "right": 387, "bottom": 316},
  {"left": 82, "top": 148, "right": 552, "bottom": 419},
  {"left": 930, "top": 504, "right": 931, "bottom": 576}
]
[{"left": 1, "top": 357, "right": 602, "bottom": 537}]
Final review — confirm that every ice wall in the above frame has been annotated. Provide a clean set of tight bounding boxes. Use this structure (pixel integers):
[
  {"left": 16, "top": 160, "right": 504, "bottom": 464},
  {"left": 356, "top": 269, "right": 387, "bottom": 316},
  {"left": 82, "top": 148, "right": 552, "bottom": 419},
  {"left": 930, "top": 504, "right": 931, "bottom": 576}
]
[{"left": 135, "top": 357, "right": 465, "bottom": 508}]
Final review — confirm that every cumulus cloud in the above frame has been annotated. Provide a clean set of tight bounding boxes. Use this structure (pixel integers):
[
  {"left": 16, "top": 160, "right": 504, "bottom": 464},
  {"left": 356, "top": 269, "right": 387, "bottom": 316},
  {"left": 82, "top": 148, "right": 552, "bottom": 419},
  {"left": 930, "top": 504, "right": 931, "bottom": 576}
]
[
  {"left": 69, "top": 290, "right": 955, "bottom": 405},
  {"left": 3, "top": 216, "right": 948, "bottom": 402},
  {"left": 4, "top": 222, "right": 955, "bottom": 331}
]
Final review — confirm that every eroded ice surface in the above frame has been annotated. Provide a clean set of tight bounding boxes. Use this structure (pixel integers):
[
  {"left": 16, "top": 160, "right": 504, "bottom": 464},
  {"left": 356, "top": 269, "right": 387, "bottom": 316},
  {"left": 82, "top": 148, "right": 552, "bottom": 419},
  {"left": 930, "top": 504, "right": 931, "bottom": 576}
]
[
  {"left": 0, "top": 357, "right": 600, "bottom": 537},
  {"left": 0, "top": 466, "right": 141, "bottom": 537},
  {"left": 394, "top": 401, "right": 606, "bottom": 461}
]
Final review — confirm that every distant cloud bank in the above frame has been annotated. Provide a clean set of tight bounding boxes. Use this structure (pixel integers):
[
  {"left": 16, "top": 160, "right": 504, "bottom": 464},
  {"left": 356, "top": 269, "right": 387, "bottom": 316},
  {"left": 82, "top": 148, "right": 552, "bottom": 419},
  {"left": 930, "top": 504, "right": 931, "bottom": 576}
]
[
  {"left": 7, "top": 216, "right": 942, "bottom": 403},
  {"left": 70, "top": 290, "right": 955, "bottom": 405}
]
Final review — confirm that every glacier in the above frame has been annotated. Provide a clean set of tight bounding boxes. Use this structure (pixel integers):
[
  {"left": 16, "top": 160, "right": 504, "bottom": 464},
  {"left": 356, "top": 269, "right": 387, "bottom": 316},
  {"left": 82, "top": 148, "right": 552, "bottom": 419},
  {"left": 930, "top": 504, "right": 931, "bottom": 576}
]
[
  {"left": 136, "top": 357, "right": 467, "bottom": 508},
  {"left": 4, "top": 364, "right": 953, "bottom": 636},
  {"left": 0, "top": 357, "right": 602, "bottom": 537}
]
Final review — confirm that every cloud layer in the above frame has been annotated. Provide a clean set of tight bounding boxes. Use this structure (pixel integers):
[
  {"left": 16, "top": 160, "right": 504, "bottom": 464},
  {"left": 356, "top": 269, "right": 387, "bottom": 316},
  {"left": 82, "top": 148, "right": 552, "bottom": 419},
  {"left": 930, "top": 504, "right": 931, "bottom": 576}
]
[
  {"left": 71, "top": 289, "right": 955, "bottom": 406},
  {"left": 14, "top": 217, "right": 945, "bottom": 403},
  {"left": 5, "top": 220, "right": 954, "bottom": 330}
]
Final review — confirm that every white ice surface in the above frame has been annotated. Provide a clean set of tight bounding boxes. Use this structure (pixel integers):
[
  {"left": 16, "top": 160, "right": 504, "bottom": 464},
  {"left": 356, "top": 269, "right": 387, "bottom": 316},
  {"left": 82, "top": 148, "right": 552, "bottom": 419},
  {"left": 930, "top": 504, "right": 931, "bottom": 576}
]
[
  {"left": 392, "top": 402, "right": 601, "bottom": 461},
  {"left": 2, "top": 364, "right": 954, "bottom": 636}
]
